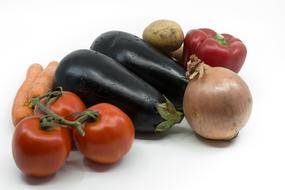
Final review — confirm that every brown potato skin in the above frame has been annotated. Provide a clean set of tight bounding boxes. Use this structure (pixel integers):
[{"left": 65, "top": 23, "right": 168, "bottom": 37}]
[
  {"left": 143, "top": 20, "right": 184, "bottom": 52},
  {"left": 169, "top": 45, "right": 183, "bottom": 63},
  {"left": 183, "top": 67, "right": 252, "bottom": 140}
]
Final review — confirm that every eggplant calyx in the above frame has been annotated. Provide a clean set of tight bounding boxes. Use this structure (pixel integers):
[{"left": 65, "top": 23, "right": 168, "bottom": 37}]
[{"left": 155, "top": 97, "right": 184, "bottom": 132}]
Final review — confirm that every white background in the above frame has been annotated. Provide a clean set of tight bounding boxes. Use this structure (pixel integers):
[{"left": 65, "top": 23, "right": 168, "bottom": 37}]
[{"left": 0, "top": 0, "right": 284, "bottom": 189}]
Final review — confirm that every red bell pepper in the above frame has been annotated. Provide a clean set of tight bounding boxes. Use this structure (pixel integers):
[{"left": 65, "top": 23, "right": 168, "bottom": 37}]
[{"left": 183, "top": 28, "right": 247, "bottom": 73}]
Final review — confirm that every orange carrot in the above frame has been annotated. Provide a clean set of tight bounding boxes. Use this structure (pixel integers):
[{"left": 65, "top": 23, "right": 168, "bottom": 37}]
[
  {"left": 12, "top": 64, "right": 43, "bottom": 126},
  {"left": 27, "top": 61, "right": 59, "bottom": 99}
]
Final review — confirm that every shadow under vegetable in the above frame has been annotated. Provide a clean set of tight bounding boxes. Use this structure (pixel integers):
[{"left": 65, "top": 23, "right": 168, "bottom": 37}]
[
  {"left": 21, "top": 173, "right": 55, "bottom": 185},
  {"left": 194, "top": 133, "right": 239, "bottom": 148},
  {"left": 83, "top": 158, "right": 121, "bottom": 172}
]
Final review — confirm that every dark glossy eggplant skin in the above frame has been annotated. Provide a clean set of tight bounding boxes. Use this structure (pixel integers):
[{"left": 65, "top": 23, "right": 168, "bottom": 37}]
[
  {"left": 90, "top": 31, "right": 188, "bottom": 110},
  {"left": 54, "top": 49, "right": 167, "bottom": 133}
]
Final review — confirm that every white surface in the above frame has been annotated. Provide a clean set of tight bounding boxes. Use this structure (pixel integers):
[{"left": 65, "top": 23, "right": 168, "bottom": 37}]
[{"left": 0, "top": 0, "right": 284, "bottom": 189}]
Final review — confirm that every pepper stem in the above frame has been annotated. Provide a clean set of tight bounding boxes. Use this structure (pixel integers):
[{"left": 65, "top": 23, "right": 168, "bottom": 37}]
[
  {"left": 214, "top": 34, "right": 227, "bottom": 45},
  {"left": 155, "top": 97, "right": 184, "bottom": 132}
]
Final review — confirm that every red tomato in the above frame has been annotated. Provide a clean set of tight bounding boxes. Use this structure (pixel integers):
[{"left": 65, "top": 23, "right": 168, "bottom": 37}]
[
  {"left": 12, "top": 116, "right": 71, "bottom": 177},
  {"left": 35, "top": 91, "right": 86, "bottom": 120},
  {"left": 74, "top": 103, "right": 135, "bottom": 164}
]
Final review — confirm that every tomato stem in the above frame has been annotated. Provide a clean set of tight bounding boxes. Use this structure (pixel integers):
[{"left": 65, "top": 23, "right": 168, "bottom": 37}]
[{"left": 30, "top": 88, "right": 99, "bottom": 136}]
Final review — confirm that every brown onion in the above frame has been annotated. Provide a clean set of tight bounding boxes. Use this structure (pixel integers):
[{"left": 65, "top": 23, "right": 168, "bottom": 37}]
[{"left": 183, "top": 55, "right": 252, "bottom": 140}]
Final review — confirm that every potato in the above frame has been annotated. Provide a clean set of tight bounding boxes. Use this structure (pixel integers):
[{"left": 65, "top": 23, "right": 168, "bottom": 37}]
[
  {"left": 169, "top": 45, "right": 183, "bottom": 62},
  {"left": 143, "top": 20, "right": 184, "bottom": 52}
]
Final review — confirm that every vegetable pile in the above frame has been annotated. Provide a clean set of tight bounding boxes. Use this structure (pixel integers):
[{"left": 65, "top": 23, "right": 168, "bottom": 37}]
[{"left": 11, "top": 19, "right": 252, "bottom": 178}]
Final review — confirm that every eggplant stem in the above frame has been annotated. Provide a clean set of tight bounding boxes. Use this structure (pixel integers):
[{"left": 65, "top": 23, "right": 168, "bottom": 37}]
[{"left": 155, "top": 97, "right": 184, "bottom": 132}]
